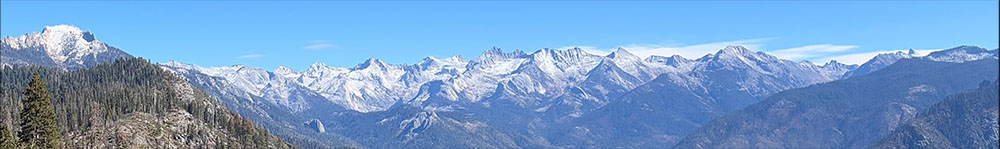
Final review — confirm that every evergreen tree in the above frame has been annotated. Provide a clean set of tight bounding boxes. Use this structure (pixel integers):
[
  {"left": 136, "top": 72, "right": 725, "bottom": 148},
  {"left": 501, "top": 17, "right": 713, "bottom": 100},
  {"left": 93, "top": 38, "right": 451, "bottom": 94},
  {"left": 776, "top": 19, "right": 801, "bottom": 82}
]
[
  {"left": 18, "top": 72, "right": 62, "bottom": 148},
  {"left": 1, "top": 122, "right": 17, "bottom": 149},
  {"left": 1, "top": 59, "right": 291, "bottom": 148}
]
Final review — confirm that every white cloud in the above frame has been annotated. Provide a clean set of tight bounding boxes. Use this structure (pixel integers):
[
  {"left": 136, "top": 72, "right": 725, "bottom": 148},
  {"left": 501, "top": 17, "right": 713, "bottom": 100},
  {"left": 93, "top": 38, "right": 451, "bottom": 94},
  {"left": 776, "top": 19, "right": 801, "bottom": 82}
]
[
  {"left": 304, "top": 43, "right": 336, "bottom": 50},
  {"left": 304, "top": 40, "right": 336, "bottom": 50},
  {"left": 767, "top": 44, "right": 858, "bottom": 60},
  {"left": 238, "top": 54, "right": 264, "bottom": 59},
  {"left": 812, "top": 49, "right": 941, "bottom": 65},
  {"left": 573, "top": 38, "right": 772, "bottom": 59}
]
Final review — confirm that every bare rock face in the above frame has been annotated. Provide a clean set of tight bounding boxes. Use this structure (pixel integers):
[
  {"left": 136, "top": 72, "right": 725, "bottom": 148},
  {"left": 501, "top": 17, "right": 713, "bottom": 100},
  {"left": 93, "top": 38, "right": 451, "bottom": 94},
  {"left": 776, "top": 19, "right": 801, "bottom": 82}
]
[
  {"left": 305, "top": 119, "right": 325, "bottom": 133},
  {"left": 67, "top": 110, "right": 228, "bottom": 148}
]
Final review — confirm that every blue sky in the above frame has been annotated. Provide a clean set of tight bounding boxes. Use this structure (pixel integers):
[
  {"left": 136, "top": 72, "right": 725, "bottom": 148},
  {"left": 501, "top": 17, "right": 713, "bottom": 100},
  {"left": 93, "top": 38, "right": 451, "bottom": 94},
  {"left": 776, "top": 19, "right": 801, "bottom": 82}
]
[{"left": 2, "top": 1, "right": 997, "bottom": 70}]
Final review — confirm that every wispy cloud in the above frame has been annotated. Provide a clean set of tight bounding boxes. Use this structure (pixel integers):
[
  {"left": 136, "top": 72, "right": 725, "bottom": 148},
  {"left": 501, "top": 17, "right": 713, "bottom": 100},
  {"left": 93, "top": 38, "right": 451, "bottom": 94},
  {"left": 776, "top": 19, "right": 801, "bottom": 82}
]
[
  {"left": 767, "top": 44, "right": 859, "bottom": 61},
  {"left": 304, "top": 40, "right": 336, "bottom": 50},
  {"left": 305, "top": 43, "right": 335, "bottom": 50},
  {"left": 563, "top": 38, "right": 772, "bottom": 59},
  {"left": 237, "top": 54, "right": 265, "bottom": 59},
  {"left": 813, "top": 49, "right": 940, "bottom": 65}
]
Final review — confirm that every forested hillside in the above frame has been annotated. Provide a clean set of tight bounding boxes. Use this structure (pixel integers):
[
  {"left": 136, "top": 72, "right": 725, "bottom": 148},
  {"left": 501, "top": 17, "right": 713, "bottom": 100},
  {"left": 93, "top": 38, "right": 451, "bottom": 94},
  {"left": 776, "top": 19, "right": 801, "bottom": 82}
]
[
  {"left": 674, "top": 58, "right": 999, "bottom": 148},
  {"left": 872, "top": 80, "right": 999, "bottom": 148},
  {"left": 0, "top": 58, "right": 292, "bottom": 148}
]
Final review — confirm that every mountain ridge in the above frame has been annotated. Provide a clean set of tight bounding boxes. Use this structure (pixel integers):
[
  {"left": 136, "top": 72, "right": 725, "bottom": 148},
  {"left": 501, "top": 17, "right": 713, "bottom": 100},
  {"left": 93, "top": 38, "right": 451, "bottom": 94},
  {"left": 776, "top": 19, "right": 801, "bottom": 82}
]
[
  {"left": 1, "top": 25, "right": 133, "bottom": 70},
  {"left": 7, "top": 25, "right": 999, "bottom": 148},
  {"left": 674, "top": 58, "right": 999, "bottom": 148}
]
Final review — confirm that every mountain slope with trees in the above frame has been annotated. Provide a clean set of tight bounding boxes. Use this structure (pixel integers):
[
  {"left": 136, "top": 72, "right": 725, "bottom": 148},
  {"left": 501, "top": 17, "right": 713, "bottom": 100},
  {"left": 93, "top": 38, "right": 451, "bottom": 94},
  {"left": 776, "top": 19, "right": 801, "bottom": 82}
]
[
  {"left": 0, "top": 58, "right": 292, "bottom": 148},
  {"left": 674, "top": 58, "right": 999, "bottom": 148},
  {"left": 872, "top": 80, "right": 999, "bottom": 148}
]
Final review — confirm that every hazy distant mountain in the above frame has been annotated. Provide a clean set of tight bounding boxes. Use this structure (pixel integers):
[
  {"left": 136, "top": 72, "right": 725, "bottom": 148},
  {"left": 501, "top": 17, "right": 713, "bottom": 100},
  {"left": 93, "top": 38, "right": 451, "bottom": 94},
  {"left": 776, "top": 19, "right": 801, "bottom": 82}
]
[
  {"left": 925, "top": 45, "right": 999, "bottom": 63},
  {"left": 820, "top": 60, "right": 858, "bottom": 79},
  {"left": 674, "top": 58, "right": 999, "bottom": 148},
  {"left": 873, "top": 81, "right": 1000, "bottom": 148},
  {"left": 872, "top": 80, "right": 998, "bottom": 148},
  {"left": 1, "top": 25, "right": 132, "bottom": 70},
  {"left": 545, "top": 46, "right": 847, "bottom": 148},
  {"left": 842, "top": 45, "right": 998, "bottom": 78},
  {"left": 841, "top": 49, "right": 918, "bottom": 78}
]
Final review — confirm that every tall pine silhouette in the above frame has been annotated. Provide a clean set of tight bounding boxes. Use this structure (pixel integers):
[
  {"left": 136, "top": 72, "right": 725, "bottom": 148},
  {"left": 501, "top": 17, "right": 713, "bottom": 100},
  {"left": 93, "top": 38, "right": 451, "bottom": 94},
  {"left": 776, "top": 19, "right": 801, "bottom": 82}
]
[
  {"left": 1, "top": 122, "right": 16, "bottom": 148},
  {"left": 18, "top": 72, "right": 61, "bottom": 148}
]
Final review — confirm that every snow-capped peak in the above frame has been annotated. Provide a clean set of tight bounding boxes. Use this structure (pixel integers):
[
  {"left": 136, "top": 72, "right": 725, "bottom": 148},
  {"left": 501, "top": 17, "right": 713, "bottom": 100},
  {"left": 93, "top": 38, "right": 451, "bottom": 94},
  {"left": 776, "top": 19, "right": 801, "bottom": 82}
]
[
  {"left": 160, "top": 60, "right": 260, "bottom": 77},
  {"left": 274, "top": 65, "right": 301, "bottom": 78},
  {"left": 816, "top": 60, "right": 858, "bottom": 79},
  {"left": 418, "top": 55, "right": 467, "bottom": 68},
  {"left": 841, "top": 49, "right": 918, "bottom": 78},
  {"left": 309, "top": 62, "right": 329, "bottom": 71},
  {"left": 2, "top": 25, "right": 132, "bottom": 70},
  {"left": 163, "top": 60, "right": 198, "bottom": 69},
  {"left": 353, "top": 58, "right": 391, "bottom": 70},
  {"left": 420, "top": 56, "right": 441, "bottom": 63},
  {"left": 717, "top": 46, "right": 755, "bottom": 56},
  {"left": 567, "top": 47, "right": 586, "bottom": 53},
  {"left": 42, "top": 25, "right": 87, "bottom": 38},
  {"left": 841, "top": 45, "right": 993, "bottom": 79},
  {"left": 607, "top": 47, "right": 639, "bottom": 59},
  {"left": 38, "top": 25, "right": 99, "bottom": 58},
  {"left": 231, "top": 64, "right": 249, "bottom": 69},
  {"left": 646, "top": 55, "right": 691, "bottom": 66},
  {"left": 925, "top": 45, "right": 997, "bottom": 63},
  {"left": 822, "top": 60, "right": 845, "bottom": 67},
  {"left": 529, "top": 47, "right": 595, "bottom": 62},
  {"left": 443, "top": 55, "right": 465, "bottom": 62},
  {"left": 478, "top": 46, "right": 506, "bottom": 59},
  {"left": 469, "top": 47, "right": 529, "bottom": 69},
  {"left": 474, "top": 47, "right": 527, "bottom": 62},
  {"left": 700, "top": 45, "right": 781, "bottom": 65},
  {"left": 37, "top": 25, "right": 97, "bottom": 44},
  {"left": 488, "top": 46, "right": 502, "bottom": 53},
  {"left": 875, "top": 50, "right": 917, "bottom": 61},
  {"left": 275, "top": 65, "right": 296, "bottom": 73},
  {"left": 531, "top": 48, "right": 557, "bottom": 56}
]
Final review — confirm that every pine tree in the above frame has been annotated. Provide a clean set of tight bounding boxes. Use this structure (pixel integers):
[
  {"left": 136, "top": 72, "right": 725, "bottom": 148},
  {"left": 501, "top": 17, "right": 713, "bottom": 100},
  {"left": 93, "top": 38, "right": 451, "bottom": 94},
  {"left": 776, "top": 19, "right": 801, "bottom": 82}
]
[
  {"left": 1, "top": 122, "right": 17, "bottom": 149},
  {"left": 18, "top": 72, "right": 62, "bottom": 148}
]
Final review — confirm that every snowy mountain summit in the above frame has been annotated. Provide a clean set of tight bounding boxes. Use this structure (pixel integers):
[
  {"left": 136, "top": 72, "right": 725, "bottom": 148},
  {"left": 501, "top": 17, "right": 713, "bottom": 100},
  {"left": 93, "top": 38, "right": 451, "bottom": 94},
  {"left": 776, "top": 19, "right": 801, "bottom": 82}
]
[
  {"left": 159, "top": 45, "right": 888, "bottom": 113},
  {"left": 925, "top": 45, "right": 999, "bottom": 63},
  {"left": 11, "top": 26, "right": 989, "bottom": 115},
  {"left": 1, "top": 25, "right": 132, "bottom": 70}
]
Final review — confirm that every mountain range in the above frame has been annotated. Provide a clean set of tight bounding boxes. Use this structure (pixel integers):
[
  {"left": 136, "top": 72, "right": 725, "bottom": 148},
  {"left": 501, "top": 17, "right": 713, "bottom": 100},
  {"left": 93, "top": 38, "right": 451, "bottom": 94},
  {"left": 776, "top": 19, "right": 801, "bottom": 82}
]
[
  {"left": 3, "top": 25, "right": 997, "bottom": 148},
  {"left": 674, "top": 58, "right": 998, "bottom": 148},
  {"left": 872, "top": 80, "right": 999, "bottom": 148}
]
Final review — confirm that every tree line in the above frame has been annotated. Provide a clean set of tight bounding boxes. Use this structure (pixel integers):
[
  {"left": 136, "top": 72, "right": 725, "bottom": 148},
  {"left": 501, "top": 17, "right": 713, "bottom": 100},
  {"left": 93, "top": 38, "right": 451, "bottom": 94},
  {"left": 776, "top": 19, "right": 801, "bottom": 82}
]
[{"left": 0, "top": 58, "right": 292, "bottom": 148}]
